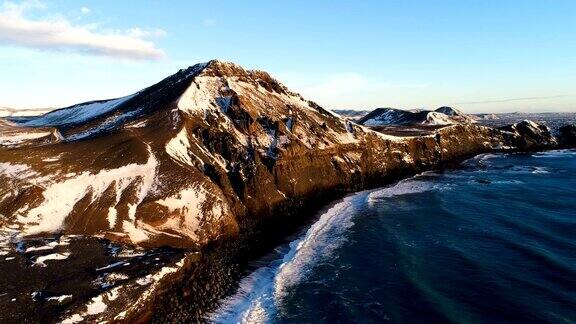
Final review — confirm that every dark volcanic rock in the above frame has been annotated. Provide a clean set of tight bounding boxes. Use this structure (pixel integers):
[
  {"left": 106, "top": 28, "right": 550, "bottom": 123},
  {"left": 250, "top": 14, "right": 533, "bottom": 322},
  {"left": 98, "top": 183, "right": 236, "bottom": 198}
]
[{"left": 558, "top": 124, "right": 576, "bottom": 148}]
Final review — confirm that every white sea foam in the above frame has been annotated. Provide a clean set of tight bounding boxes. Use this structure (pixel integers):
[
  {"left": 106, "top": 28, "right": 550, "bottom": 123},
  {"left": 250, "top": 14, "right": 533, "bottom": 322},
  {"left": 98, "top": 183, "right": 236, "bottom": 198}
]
[
  {"left": 210, "top": 192, "right": 365, "bottom": 323},
  {"left": 532, "top": 149, "right": 576, "bottom": 158},
  {"left": 532, "top": 167, "right": 550, "bottom": 174},
  {"left": 210, "top": 174, "right": 448, "bottom": 323},
  {"left": 367, "top": 176, "right": 445, "bottom": 202},
  {"left": 463, "top": 153, "right": 501, "bottom": 167}
]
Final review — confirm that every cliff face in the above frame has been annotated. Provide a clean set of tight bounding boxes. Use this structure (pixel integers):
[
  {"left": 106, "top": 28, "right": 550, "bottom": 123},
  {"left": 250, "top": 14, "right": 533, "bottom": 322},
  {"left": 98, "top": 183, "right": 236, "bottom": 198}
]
[{"left": 0, "top": 61, "right": 562, "bottom": 251}]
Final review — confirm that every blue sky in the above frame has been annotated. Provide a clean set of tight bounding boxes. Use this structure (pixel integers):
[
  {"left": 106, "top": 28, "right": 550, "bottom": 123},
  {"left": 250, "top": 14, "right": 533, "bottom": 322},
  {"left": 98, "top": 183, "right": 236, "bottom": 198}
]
[{"left": 0, "top": 0, "right": 575, "bottom": 113}]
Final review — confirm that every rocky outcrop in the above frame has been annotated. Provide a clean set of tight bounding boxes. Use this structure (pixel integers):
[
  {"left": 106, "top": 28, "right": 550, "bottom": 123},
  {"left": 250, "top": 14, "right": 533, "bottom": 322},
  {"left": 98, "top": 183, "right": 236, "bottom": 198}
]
[
  {"left": 499, "top": 120, "right": 557, "bottom": 150},
  {"left": 558, "top": 124, "right": 576, "bottom": 148}
]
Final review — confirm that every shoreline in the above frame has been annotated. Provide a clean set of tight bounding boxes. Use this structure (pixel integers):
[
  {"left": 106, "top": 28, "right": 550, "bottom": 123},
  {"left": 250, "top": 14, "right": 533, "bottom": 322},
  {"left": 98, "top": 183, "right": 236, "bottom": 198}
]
[
  {"left": 210, "top": 149, "right": 576, "bottom": 322},
  {"left": 129, "top": 146, "right": 547, "bottom": 322},
  {"left": 2, "top": 121, "right": 574, "bottom": 322}
]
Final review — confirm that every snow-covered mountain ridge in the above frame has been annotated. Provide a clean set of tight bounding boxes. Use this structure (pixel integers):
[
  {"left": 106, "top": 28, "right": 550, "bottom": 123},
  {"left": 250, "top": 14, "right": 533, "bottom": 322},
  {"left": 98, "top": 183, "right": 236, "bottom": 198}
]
[{"left": 358, "top": 106, "right": 476, "bottom": 126}]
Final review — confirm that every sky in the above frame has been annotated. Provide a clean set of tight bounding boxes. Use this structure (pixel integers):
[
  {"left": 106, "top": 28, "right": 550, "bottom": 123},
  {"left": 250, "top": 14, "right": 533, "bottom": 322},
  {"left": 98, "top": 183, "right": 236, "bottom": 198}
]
[{"left": 0, "top": 0, "right": 575, "bottom": 113}]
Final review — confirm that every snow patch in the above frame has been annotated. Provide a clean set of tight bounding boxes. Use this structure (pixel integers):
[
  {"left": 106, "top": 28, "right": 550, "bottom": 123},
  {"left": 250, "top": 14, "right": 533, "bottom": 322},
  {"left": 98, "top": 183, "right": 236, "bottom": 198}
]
[
  {"left": 47, "top": 295, "right": 72, "bottom": 303},
  {"left": 155, "top": 184, "right": 228, "bottom": 240},
  {"left": 165, "top": 127, "right": 197, "bottom": 167},
  {"left": 34, "top": 252, "right": 71, "bottom": 267},
  {"left": 0, "top": 131, "right": 52, "bottom": 146},
  {"left": 107, "top": 207, "right": 117, "bottom": 229},
  {"left": 85, "top": 295, "right": 107, "bottom": 315},
  {"left": 0, "top": 162, "right": 39, "bottom": 180},
  {"left": 61, "top": 314, "right": 84, "bottom": 324},
  {"left": 13, "top": 147, "right": 157, "bottom": 243},
  {"left": 122, "top": 220, "right": 149, "bottom": 243}
]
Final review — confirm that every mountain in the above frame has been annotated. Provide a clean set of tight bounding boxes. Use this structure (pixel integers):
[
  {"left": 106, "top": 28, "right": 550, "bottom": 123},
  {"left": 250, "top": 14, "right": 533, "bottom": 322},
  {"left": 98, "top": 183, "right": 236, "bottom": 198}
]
[
  {"left": 333, "top": 109, "right": 371, "bottom": 120},
  {"left": 0, "top": 60, "right": 573, "bottom": 322},
  {"left": 358, "top": 107, "right": 460, "bottom": 126},
  {"left": 0, "top": 107, "right": 53, "bottom": 118},
  {"left": 1, "top": 60, "right": 415, "bottom": 249},
  {"left": 434, "top": 106, "right": 464, "bottom": 116},
  {"left": 434, "top": 106, "right": 477, "bottom": 123},
  {"left": 475, "top": 113, "right": 500, "bottom": 120}
]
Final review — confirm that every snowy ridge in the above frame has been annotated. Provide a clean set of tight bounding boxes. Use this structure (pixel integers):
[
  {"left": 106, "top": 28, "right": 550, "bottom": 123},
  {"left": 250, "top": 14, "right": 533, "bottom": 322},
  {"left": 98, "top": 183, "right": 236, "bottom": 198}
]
[
  {"left": 424, "top": 111, "right": 456, "bottom": 125},
  {"left": 19, "top": 94, "right": 137, "bottom": 127}
]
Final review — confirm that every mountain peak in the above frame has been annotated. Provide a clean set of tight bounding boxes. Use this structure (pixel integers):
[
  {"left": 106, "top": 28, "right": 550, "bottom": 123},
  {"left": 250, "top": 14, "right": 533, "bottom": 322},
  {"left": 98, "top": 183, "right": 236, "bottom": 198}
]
[{"left": 195, "top": 60, "right": 290, "bottom": 95}]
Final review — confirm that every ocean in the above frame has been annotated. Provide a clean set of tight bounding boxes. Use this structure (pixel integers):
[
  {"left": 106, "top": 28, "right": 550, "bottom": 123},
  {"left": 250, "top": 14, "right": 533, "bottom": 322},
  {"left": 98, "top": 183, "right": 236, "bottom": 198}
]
[{"left": 211, "top": 149, "right": 576, "bottom": 323}]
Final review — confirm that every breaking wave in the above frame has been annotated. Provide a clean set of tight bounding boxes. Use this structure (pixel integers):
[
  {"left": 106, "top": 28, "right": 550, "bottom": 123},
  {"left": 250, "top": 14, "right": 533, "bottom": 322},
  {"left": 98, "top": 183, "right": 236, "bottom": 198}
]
[
  {"left": 210, "top": 176, "right": 443, "bottom": 323},
  {"left": 210, "top": 150, "right": 576, "bottom": 323},
  {"left": 532, "top": 150, "right": 576, "bottom": 158},
  {"left": 209, "top": 193, "right": 363, "bottom": 323}
]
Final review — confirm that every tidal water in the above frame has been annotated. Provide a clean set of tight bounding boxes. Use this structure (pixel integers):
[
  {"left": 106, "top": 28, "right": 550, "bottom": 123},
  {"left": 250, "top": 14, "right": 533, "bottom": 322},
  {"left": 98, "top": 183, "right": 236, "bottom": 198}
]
[{"left": 212, "top": 150, "right": 576, "bottom": 323}]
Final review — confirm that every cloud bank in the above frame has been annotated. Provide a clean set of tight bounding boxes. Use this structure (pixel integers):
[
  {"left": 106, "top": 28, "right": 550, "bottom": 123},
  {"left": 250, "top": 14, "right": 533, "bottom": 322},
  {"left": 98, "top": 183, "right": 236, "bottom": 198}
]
[{"left": 0, "top": 0, "right": 166, "bottom": 60}]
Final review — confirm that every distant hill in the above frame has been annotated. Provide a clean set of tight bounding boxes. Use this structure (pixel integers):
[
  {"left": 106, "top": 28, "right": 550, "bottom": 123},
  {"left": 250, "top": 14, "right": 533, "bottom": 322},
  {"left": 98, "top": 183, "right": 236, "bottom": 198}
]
[
  {"left": 333, "top": 109, "right": 371, "bottom": 120},
  {"left": 358, "top": 107, "right": 474, "bottom": 126},
  {"left": 0, "top": 107, "right": 53, "bottom": 118}
]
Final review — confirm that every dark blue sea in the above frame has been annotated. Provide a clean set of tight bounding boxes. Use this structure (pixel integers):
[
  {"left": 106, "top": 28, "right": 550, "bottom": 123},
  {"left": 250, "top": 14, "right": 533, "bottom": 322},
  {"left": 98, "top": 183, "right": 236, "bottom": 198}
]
[{"left": 212, "top": 150, "right": 576, "bottom": 323}]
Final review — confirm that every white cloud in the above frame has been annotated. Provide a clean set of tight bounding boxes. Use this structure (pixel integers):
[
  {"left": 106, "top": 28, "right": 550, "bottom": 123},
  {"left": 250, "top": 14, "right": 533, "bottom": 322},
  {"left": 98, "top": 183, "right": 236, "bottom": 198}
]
[
  {"left": 80, "top": 6, "right": 90, "bottom": 15},
  {"left": 127, "top": 27, "right": 167, "bottom": 39},
  {"left": 0, "top": 0, "right": 166, "bottom": 60}
]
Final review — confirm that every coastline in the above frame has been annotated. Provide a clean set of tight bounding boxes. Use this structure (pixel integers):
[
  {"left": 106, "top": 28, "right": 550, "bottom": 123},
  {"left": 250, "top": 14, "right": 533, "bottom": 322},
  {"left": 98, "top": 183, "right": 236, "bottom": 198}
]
[
  {"left": 119, "top": 126, "right": 571, "bottom": 323},
  {"left": 0, "top": 121, "right": 572, "bottom": 322},
  {"left": 208, "top": 149, "right": 576, "bottom": 322}
]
